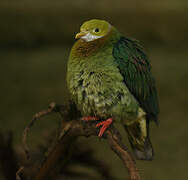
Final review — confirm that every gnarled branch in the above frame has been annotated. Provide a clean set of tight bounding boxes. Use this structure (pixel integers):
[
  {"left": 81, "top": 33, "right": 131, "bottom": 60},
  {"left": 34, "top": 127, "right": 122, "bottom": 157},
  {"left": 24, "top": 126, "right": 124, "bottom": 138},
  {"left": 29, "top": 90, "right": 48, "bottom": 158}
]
[{"left": 21, "top": 102, "right": 141, "bottom": 180}]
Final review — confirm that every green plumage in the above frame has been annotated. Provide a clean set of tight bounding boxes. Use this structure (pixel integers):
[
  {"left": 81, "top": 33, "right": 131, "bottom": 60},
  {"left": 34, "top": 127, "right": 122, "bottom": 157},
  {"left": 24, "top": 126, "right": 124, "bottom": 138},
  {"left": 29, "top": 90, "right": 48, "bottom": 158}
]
[
  {"left": 66, "top": 19, "right": 159, "bottom": 160},
  {"left": 113, "top": 37, "right": 159, "bottom": 122}
]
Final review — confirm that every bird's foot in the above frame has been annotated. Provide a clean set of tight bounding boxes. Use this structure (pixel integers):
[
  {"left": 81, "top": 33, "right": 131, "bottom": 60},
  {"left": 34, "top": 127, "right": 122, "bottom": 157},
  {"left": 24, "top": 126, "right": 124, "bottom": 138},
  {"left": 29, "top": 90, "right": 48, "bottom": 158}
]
[
  {"left": 81, "top": 116, "right": 99, "bottom": 121},
  {"left": 96, "top": 118, "right": 113, "bottom": 137}
]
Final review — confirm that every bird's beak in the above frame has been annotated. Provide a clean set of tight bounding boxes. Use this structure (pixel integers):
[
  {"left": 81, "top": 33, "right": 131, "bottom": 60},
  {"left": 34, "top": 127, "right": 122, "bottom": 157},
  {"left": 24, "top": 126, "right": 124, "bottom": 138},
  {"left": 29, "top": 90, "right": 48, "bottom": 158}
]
[{"left": 75, "top": 32, "right": 87, "bottom": 39}]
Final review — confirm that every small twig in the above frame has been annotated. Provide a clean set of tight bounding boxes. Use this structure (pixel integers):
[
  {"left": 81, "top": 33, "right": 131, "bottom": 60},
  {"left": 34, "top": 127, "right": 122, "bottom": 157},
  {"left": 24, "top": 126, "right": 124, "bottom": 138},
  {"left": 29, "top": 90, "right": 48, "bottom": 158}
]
[
  {"left": 16, "top": 166, "right": 24, "bottom": 180},
  {"left": 22, "top": 102, "right": 57, "bottom": 160}
]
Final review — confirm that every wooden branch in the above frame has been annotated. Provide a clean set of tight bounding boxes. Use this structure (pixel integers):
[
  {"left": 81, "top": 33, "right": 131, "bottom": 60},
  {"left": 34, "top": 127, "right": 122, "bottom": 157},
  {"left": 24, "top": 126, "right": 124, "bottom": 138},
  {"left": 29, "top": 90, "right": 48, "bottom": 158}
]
[
  {"left": 23, "top": 102, "right": 58, "bottom": 160},
  {"left": 106, "top": 131, "right": 140, "bottom": 180},
  {"left": 21, "top": 102, "right": 141, "bottom": 180}
]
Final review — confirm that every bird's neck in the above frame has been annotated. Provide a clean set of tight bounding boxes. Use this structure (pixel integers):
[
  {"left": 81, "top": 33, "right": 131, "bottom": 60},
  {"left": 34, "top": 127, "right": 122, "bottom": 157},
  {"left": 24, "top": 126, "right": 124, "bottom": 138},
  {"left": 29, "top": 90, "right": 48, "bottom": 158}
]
[{"left": 71, "top": 28, "right": 120, "bottom": 58}]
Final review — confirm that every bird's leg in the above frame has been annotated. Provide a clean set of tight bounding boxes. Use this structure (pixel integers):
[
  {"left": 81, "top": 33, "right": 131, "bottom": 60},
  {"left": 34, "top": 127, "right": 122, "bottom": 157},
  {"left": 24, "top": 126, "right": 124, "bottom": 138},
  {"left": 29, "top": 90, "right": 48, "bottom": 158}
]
[
  {"left": 96, "top": 118, "right": 113, "bottom": 137},
  {"left": 81, "top": 116, "right": 99, "bottom": 121},
  {"left": 82, "top": 116, "right": 113, "bottom": 137}
]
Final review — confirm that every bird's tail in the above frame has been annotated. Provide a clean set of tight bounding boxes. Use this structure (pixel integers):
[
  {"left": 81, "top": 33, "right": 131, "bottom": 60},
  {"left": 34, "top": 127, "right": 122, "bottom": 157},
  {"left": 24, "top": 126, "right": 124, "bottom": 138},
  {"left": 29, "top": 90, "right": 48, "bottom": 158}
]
[{"left": 124, "top": 117, "right": 154, "bottom": 160}]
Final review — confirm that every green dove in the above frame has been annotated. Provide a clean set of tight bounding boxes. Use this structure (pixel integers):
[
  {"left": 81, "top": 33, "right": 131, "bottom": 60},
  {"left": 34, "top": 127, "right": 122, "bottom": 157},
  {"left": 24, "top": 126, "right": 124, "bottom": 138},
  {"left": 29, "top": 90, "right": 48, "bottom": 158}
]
[{"left": 66, "top": 19, "right": 159, "bottom": 160}]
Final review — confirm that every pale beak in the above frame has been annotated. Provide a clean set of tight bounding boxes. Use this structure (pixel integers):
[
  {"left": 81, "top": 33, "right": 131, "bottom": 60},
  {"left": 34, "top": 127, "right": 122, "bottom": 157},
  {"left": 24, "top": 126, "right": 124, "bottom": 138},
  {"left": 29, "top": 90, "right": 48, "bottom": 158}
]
[{"left": 75, "top": 32, "right": 87, "bottom": 39}]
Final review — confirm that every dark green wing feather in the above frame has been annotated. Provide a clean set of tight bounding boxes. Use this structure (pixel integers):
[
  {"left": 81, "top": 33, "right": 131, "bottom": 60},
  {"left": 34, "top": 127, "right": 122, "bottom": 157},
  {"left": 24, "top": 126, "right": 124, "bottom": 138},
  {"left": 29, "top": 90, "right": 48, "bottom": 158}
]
[{"left": 112, "top": 37, "right": 159, "bottom": 122}]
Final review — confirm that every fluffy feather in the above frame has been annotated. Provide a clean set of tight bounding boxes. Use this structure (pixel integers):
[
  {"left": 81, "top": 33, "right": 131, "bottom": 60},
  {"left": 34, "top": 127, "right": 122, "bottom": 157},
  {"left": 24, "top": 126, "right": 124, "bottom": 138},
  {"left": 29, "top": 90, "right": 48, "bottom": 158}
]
[{"left": 67, "top": 19, "right": 159, "bottom": 160}]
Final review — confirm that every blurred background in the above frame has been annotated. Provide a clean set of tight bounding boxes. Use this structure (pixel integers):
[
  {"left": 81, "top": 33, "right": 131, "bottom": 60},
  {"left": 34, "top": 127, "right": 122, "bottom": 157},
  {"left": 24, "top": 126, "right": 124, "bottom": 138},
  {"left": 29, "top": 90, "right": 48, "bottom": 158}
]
[{"left": 0, "top": 0, "right": 188, "bottom": 180}]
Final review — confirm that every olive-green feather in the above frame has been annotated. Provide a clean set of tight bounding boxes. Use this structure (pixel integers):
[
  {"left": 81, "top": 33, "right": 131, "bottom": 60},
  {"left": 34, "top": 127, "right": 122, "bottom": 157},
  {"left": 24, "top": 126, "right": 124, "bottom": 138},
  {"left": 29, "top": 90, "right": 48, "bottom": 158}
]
[
  {"left": 67, "top": 34, "right": 141, "bottom": 124},
  {"left": 112, "top": 37, "right": 159, "bottom": 122},
  {"left": 67, "top": 19, "right": 159, "bottom": 160}
]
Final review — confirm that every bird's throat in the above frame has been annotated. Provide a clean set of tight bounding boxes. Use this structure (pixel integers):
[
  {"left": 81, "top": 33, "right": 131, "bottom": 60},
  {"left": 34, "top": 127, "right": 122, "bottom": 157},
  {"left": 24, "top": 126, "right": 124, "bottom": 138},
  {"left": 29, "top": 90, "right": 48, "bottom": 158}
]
[{"left": 72, "top": 37, "right": 108, "bottom": 58}]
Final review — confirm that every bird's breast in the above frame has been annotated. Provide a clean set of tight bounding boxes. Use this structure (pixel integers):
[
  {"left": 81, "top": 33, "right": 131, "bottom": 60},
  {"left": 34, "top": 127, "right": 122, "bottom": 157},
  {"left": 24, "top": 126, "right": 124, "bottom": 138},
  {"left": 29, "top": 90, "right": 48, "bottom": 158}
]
[
  {"left": 67, "top": 44, "right": 140, "bottom": 121},
  {"left": 68, "top": 65, "right": 139, "bottom": 121}
]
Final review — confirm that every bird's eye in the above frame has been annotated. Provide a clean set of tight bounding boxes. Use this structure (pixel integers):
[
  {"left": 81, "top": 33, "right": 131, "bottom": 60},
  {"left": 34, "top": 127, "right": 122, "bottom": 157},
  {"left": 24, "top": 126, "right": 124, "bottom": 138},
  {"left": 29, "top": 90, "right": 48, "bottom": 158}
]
[{"left": 94, "top": 28, "right": 100, "bottom": 33}]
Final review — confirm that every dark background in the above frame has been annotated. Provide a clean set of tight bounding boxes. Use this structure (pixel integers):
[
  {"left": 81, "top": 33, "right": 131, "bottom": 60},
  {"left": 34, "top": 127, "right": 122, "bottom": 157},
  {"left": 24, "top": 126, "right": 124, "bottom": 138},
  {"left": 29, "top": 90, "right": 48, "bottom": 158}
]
[{"left": 0, "top": 0, "right": 188, "bottom": 179}]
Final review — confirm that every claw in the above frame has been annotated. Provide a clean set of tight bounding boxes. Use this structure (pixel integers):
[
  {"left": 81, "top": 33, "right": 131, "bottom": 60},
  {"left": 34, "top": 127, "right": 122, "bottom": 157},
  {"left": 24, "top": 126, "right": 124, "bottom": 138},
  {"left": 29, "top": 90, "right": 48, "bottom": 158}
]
[
  {"left": 96, "top": 118, "right": 113, "bottom": 137},
  {"left": 82, "top": 116, "right": 99, "bottom": 121}
]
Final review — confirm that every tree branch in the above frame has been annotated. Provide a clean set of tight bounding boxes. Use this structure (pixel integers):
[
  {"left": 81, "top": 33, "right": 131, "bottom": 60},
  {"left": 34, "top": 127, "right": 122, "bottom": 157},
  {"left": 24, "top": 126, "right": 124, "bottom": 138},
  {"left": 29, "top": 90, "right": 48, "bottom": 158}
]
[{"left": 21, "top": 102, "right": 141, "bottom": 180}]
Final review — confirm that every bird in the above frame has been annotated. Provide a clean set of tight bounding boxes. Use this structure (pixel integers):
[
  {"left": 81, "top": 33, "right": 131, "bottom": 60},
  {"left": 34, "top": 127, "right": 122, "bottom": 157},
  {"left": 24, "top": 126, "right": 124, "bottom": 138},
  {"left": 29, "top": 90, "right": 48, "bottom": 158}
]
[{"left": 66, "top": 19, "right": 159, "bottom": 160}]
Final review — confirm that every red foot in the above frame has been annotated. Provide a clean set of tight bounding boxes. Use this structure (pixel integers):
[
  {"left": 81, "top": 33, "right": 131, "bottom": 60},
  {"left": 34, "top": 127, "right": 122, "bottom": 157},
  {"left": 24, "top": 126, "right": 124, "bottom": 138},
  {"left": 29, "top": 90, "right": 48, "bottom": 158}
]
[
  {"left": 82, "top": 116, "right": 99, "bottom": 121},
  {"left": 96, "top": 118, "right": 113, "bottom": 137}
]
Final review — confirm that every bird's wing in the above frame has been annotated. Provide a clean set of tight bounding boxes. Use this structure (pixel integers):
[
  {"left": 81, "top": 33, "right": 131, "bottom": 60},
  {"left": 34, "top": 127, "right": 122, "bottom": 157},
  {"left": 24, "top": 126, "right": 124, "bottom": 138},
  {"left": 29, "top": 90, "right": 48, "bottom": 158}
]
[{"left": 112, "top": 37, "right": 159, "bottom": 122}]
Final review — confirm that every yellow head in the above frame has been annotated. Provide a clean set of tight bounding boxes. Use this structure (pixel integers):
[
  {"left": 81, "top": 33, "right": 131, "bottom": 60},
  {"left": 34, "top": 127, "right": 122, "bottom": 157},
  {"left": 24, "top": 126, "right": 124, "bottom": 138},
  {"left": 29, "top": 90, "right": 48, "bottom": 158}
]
[{"left": 75, "top": 19, "right": 111, "bottom": 42}]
